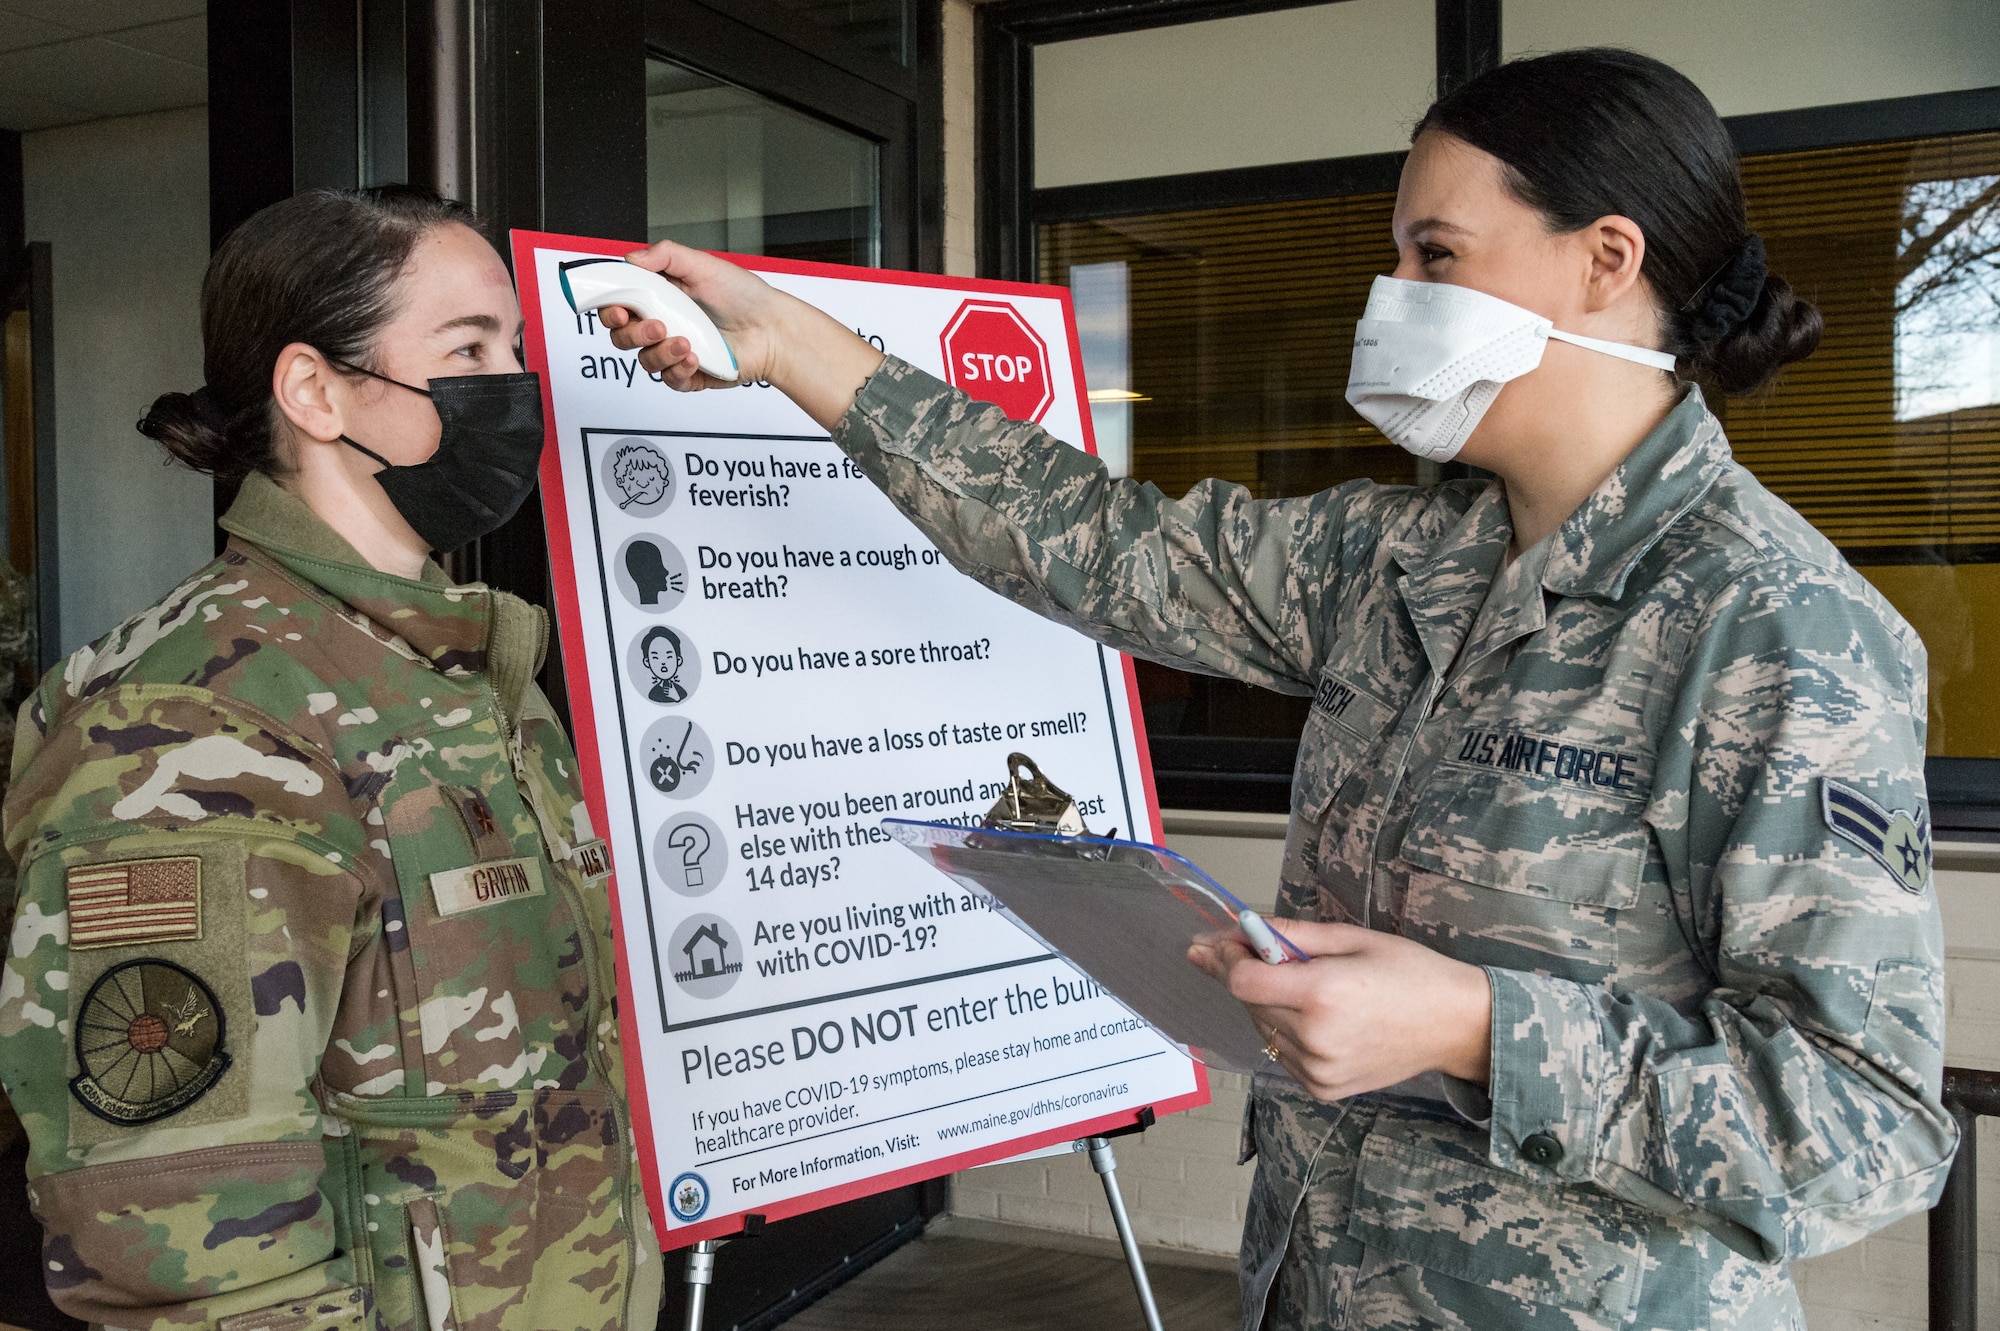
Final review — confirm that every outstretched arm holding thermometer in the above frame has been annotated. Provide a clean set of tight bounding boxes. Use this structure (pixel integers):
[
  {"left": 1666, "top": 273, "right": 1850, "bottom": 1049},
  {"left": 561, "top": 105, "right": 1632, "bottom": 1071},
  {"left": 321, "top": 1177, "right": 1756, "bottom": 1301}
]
[{"left": 596, "top": 237, "right": 1497, "bottom": 1107}]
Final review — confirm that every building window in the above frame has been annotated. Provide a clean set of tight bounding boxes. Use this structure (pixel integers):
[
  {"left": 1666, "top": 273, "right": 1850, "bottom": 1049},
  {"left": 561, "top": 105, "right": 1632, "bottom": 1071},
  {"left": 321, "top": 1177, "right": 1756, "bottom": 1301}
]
[
  {"left": 646, "top": 57, "right": 881, "bottom": 266},
  {"left": 1041, "top": 127, "right": 2000, "bottom": 816},
  {"left": 1040, "top": 191, "right": 1403, "bottom": 807},
  {"left": 1725, "top": 132, "right": 2000, "bottom": 761}
]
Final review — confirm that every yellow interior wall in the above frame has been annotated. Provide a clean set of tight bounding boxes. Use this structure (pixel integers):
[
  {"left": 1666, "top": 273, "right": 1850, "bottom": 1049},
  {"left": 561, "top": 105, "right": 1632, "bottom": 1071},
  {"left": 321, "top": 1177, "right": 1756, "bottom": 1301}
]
[{"left": 1855, "top": 562, "right": 2000, "bottom": 758}]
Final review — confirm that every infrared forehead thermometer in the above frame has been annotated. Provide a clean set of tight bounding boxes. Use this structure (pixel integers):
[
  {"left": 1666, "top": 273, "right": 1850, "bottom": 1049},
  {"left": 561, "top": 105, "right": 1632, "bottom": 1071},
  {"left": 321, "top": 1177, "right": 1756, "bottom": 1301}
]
[{"left": 557, "top": 257, "right": 739, "bottom": 383}]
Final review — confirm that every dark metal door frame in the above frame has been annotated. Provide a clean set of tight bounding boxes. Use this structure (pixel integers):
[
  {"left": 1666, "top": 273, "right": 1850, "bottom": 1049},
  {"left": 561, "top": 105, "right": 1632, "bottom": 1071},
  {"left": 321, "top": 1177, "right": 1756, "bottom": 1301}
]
[
  {"left": 644, "top": 0, "right": 944, "bottom": 274},
  {"left": 0, "top": 241, "right": 58, "bottom": 673},
  {"left": 974, "top": 0, "right": 1496, "bottom": 281}
]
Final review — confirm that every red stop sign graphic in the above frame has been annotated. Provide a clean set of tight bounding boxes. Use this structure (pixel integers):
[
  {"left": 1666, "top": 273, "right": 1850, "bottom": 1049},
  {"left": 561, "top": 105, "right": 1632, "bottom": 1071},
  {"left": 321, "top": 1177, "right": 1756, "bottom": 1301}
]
[{"left": 940, "top": 300, "right": 1053, "bottom": 423}]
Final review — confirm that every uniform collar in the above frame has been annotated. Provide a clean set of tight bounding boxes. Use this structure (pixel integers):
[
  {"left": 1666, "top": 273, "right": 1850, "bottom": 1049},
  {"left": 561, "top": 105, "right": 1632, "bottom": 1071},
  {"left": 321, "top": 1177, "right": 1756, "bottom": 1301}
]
[
  {"left": 1541, "top": 386, "right": 1730, "bottom": 600},
  {"left": 218, "top": 470, "right": 494, "bottom": 678},
  {"left": 1386, "top": 484, "right": 1514, "bottom": 678},
  {"left": 1383, "top": 388, "right": 1726, "bottom": 675}
]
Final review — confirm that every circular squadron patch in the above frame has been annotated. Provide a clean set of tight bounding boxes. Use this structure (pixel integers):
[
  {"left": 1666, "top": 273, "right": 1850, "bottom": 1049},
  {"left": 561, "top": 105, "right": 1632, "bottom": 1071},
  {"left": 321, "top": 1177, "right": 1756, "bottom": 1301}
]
[{"left": 70, "top": 959, "right": 230, "bottom": 1125}]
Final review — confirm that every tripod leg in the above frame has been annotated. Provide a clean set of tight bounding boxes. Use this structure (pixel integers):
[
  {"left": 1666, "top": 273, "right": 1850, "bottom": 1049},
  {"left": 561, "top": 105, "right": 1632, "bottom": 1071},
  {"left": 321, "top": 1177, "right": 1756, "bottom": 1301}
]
[
  {"left": 1086, "top": 1137, "right": 1165, "bottom": 1331},
  {"left": 683, "top": 1238, "right": 721, "bottom": 1331}
]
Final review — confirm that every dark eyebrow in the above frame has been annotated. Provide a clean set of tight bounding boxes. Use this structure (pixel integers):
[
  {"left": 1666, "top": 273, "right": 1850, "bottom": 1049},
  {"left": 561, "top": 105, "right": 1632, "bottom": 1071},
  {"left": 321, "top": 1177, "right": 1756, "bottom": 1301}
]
[
  {"left": 433, "top": 314, "right": 503, "bottom": 335},
  {"left": 1404, "top": 217, "right": 1470, "bottom": 237}
]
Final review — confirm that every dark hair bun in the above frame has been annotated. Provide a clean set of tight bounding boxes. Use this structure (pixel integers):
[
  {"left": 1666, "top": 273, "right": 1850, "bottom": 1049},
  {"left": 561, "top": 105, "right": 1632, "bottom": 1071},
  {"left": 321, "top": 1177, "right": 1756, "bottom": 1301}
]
[
  {"left": 138, "top": 389, "right": 245, "bottom": 478},
  {"left": 1699, "top": 273, "right": 1823, "bottom": 397}
]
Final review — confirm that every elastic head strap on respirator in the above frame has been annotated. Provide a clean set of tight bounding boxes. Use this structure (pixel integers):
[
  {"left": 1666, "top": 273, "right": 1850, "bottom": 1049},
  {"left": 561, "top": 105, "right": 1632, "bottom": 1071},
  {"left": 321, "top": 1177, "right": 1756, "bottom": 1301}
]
[{"left": 1544, "top": 328, "right": 1676, "bottom": 371}]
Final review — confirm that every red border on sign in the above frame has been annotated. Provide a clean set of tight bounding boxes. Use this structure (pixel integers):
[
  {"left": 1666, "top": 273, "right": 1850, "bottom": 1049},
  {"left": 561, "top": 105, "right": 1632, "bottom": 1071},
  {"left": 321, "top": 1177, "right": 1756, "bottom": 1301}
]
[{"left": 511, "top": 231, "right": 1198, "bottom": 1246}]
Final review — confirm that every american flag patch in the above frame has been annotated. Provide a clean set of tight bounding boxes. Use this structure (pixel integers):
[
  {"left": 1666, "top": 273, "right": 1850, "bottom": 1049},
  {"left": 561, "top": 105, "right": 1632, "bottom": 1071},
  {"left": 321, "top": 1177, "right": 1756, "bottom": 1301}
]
[{"left": 67, "top": 857, "right": 203, "bottom": 950}]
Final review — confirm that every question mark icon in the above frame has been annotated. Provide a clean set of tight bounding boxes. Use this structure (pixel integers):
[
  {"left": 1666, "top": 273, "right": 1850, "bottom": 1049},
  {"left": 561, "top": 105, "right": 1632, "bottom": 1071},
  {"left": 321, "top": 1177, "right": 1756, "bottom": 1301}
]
[
  {"left": 668, "top": 822, "right": 712, "bottom": 887},
  {"left": 655, "top": 813, "right": 725, "bottom": 898}
]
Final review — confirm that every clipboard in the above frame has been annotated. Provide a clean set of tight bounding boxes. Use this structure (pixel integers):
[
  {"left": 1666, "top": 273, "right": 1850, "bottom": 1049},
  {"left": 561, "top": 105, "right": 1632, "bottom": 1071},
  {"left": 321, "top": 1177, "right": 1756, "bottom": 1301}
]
[{"left": 884, "top": 819, "right": 1300, "bottom": 1075}]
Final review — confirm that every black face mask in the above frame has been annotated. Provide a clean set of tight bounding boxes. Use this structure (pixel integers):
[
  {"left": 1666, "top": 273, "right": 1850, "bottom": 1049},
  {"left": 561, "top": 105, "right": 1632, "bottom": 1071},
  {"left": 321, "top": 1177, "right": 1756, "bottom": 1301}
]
[{"left": 334, "top": 362, "right": 547, "bottom": 554}]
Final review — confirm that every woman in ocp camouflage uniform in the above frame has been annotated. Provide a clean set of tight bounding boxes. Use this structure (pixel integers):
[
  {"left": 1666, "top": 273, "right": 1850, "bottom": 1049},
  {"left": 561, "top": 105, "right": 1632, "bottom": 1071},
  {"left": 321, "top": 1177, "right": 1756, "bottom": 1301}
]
[
  {"left": 617, "top": 49, "right": 1955, "bottom": 1331},
  {"left": 0, "top": 188, "right": 661, "bottom": 1330}
]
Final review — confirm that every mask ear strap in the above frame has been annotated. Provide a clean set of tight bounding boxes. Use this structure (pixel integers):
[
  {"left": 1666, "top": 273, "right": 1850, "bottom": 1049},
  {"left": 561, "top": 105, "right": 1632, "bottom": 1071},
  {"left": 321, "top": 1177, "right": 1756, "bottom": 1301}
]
[
  {"left": 329, "top": 357, "right": 434, "bottom": 398},
  {"left": 340, "top": 435, "right": 396, "bottom": 469},
  {"left": 1547, "top": 328, "right": 1678, "bottom": 372},
  {"left": 329, "top": 354, "right": 428, "bottom": 471}
]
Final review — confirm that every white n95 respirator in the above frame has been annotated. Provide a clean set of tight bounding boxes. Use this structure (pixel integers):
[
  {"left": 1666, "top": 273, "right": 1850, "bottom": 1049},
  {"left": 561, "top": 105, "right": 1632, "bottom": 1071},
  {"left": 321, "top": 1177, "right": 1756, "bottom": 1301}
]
[{"left": 1343, "top": 275, "right": 1678, "bottom": 463}]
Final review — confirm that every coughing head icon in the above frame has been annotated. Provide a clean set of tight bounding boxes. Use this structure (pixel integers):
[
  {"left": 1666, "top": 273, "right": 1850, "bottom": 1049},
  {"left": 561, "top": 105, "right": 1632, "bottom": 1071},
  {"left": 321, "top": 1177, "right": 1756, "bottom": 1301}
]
[
  {"left": 627, "top": 541, "right": 671, "bottom": 602},
  {"left": 614, "top": 536, "right": 688, "bottom": 613}
]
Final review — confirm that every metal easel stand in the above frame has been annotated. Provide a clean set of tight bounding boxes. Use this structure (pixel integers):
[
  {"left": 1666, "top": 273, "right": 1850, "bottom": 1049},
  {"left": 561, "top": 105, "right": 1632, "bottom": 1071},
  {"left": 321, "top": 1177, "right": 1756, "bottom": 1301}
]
[
  {"left": 682, "top": 1238, "right": 721, "bottom": 1331},
  {"left": 682, "top": 1212, "right": 765, "bottom": 1331},
  {"left": 1086, "top": 1135, "right": 1166, "bottom": 1331},
  {"left": 1081, "top": 1105, "right": 1164, "bottom": 1331}
]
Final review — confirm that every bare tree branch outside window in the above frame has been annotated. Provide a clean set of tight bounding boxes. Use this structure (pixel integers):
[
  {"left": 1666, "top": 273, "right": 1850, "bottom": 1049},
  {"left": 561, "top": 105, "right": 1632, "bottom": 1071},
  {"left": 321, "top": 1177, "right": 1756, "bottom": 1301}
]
[{"left": 1896, "top": 173, "right": 2000, "bottom": 421}]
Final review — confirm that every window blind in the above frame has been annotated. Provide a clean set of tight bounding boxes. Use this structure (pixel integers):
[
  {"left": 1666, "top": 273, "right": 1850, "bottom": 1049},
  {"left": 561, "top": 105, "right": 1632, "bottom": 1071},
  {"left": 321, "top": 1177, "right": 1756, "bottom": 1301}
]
[{"left": 1725, "top": 133, "right": 2000, "bottom": 561}]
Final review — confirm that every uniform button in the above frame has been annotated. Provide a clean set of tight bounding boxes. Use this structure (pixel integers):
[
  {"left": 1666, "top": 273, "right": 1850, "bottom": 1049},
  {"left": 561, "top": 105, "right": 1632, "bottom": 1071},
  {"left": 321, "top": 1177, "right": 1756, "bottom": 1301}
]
[{"left": 1521, "top": 1132, "right": 1563, "bottom": 1166}]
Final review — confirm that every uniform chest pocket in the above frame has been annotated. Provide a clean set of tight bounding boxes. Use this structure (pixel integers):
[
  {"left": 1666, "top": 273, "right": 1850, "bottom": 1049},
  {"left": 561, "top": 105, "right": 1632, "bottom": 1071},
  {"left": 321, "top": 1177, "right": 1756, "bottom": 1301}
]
[
  {"left": 1294, "top": 668, "right": 1399, "bottom": 822},
  {"left": 1284, "top": 670, "right": 1402, "bottom": 923},
  {"left": 376, "top": 718, "right": 589, "bottom": 1095},
  {"left": 1347, "top": 1116, "right": 1647, "bottom": 1322},
  {"left": 1398, "top": 765, "right": 1649, "bottom": 911}
]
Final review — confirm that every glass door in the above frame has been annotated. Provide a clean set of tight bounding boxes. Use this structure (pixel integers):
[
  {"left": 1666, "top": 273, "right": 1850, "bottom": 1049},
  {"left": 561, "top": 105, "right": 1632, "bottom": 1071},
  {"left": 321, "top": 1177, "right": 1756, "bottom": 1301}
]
[
  {"left": 647, "top": 57, "right": 881, "bottom": 266},
  {"left": 646, "top": 0, "right": 938, "bottom": 273},
  {"left": 643, "top": 7, "right": 942, "bottom": 1326},
  {"left": 0, "top": 241, "right": 53, "bottom": 682}
]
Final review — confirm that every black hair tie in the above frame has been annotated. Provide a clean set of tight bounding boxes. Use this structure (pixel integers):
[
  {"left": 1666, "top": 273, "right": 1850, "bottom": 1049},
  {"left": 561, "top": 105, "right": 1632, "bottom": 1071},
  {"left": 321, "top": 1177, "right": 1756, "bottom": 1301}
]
[{"left": 1685, "top": 234, "right": 1768, "bottom": 345}]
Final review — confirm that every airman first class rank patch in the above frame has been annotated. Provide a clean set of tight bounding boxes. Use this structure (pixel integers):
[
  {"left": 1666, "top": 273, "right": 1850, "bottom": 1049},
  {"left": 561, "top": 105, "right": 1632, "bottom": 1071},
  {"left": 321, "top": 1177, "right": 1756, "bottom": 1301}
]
[
  {"left": 67, "top": 856, "right": 202, "bottom": 949},
  {"left": 1823, "top": 777, "right": 1932, "bottom": 895},
  {"left": 70, "top": 959, "right": 230, "bottom": 1125}
]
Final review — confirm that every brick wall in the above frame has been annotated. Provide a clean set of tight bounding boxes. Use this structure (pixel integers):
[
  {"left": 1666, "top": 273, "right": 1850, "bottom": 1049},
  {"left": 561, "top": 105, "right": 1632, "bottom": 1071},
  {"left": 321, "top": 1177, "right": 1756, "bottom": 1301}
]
[
  {"left": 949, "top": 819, "right": 1999, "bottom": 1327},
  {"left": 951, "top": 1070, "right": 1254, "bottom": 1256},
  {"left": 939, "top": 0, "right": 975, "bottom": 278}
]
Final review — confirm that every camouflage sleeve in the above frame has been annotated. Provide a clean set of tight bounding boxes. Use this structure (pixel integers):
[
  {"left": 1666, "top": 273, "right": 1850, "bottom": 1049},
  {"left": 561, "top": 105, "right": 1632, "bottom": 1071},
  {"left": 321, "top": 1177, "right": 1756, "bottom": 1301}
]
[
  {"left": 0, "top": 685, "right": 373, "bottom": 1327},
  {"left": 833, "top": 356, "right": 1384, "bottom": 693},
  {"left": 1478, "top": 557, "right": 1954, "bottom": 1261}
]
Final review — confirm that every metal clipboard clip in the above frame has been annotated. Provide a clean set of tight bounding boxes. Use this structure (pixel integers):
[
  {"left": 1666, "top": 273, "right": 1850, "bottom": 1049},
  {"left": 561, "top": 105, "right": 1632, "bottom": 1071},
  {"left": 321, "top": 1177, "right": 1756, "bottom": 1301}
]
[{"left": 981, "top": 751, "right": 1117, "bottom": 841}]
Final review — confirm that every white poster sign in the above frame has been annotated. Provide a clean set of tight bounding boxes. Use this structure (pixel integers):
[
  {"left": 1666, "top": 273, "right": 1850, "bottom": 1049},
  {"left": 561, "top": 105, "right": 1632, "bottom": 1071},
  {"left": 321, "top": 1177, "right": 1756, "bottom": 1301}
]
[{"left": 514, "top": 233, "right": 1207, "bottom": 1244}]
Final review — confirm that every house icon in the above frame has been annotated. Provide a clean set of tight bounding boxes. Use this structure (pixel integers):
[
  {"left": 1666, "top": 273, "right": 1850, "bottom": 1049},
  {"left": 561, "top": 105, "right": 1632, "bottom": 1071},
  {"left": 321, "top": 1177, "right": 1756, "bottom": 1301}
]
[
  {"left": 672, "top": 920, "right": 742, "bottom": 984},
  {"left": 684, "top": 923, "right": 729, "bottom": 975}
]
